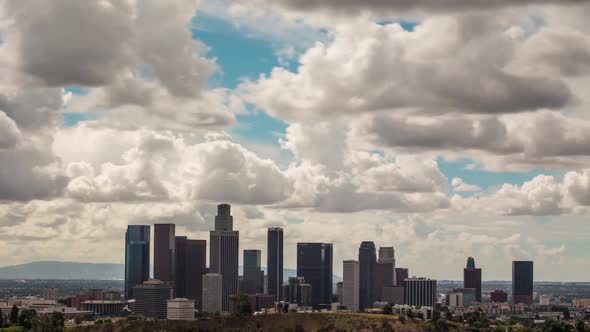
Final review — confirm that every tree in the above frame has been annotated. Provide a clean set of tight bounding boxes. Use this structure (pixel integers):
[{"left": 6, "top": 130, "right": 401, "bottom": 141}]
[
  {"left": 0, "top": 311, "right": 4, "bottom": 328},
  {"left": 383, "top": 304, "right": 393, "bottom": 315},
  {"left": 575, "top": 320, "right": 585, "bottom": 332},
  {"left": 230, "top": 293, "right": 252, "bottom": 316},
  {"left": 10, "top": 304, "right": 19, "bottom": 324},
  {"left": 18, "top": 309, "right": 37, "bottom": 330}
]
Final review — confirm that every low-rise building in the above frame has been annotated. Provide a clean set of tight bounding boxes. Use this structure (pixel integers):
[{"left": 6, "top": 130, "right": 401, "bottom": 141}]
[
  {"left": 132, "top": 279, "right": 173, "bottom": 319},
  {"left": 80, "top": 300, "right": 126, "bottom": 316},
  {"left": 167, "top": 298, "right": 195, "bottom": 320}
]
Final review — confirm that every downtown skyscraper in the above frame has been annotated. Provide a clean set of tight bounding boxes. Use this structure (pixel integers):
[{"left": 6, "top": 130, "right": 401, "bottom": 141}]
[
  {"left": 242, "top": 249, "right": 264, "bottom": 294},
  {"left": 512, "top": 261, "right": 534, "bottom": 305},
  {"left": 267, "top": 227, "right": 283, "bottom": 302},
  {"left": 154, "top": 224, "right": 175, "bottom": 285},
  {"left": 464, "top": 257, "right": 482, "bottom": 302},
  {"left": 125, "top": 225, "right": 150, "bottom": 300},
  {"left": 358, "top": 241, "right": 377, "bottom": 310},
  {"left": 209, "top": 204, "right": 239, "bottom": 311},
  {"left": 297, "top": 242, "right": 333, "bottom": 308},
  {"left": 175, "top": 236, "right": 207, "bottom": 309}
]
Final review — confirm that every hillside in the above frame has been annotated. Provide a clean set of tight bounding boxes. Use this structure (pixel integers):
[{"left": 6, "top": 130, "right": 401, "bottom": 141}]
[
  {"left": 70, "top": 313, "right": 453, "bottom": 332},
  {"left": 0, "top": 261, "right": 124, "bottom": 280}
]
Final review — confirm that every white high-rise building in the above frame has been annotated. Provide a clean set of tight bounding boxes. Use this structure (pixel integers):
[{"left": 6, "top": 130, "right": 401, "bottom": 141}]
[
  {"left": 167, "top": 298, "right": 195, "bottom": 320},
  {"left": 342, "top": 260, "right": 359, "bottom": 312},
  {"left": 202, "top": 273, "right": 223, "bottom": 313}
]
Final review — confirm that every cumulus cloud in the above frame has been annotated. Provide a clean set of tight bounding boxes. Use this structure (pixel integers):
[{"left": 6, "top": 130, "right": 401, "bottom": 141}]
[
  {"left": 452, "top": 178, "right": 482, "bottom": 192},
  {"left": 240, "top": 16, "right": 572, "bottom": 122},
  {"left": 0, "top": 111, "right": 20, "bottom": 149}
]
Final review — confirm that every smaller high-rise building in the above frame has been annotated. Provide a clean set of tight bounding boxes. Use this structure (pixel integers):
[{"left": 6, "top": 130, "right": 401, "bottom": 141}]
[
  {"left": 282, "top": 277, "right": 313, "bottom": 308},
  {"left": 242, "top": 250, "right": 264, "bottom": 294},
  {"left": 167, "top": 298, "right": 195, "bottom": 320},
  {"left": 464, "top": 257, "right": 482, "bottom": 302},
  {"left": 202, "top": 273, "right": 223, "bottom": 313},
  {"left": 490, "top": 290, "right": 508, "bottom": 303},
  {"left": 342, "top": 260, "right": 359, "bottom": 312},
  {"left": 378, "top": 247, "right": 396, "bottom": 285},
  {"left": 403, "top": 277, "right": 437, "bottom": 307},
  {"left": 382, "top": 286, "right": 404, "bottom": 305},
  {"left": 174, "top": 237, "right": 207, "bottom": 309},
  {"left": 297, "top": 243, "right": 333, "bottom": 308},
  {"left": 449, "top": 288, "right": 476, "bottom": 306},
  {"left": 42, "top": 288, "right": 58, "bottom": 300},
  {"left": 336, "top": 282, "right": 343, "bottom": 303},
  {"left": 395, "top": 268, "right": 409, "bottom": 287},
  {"left": 512, "top": 261, "right": 534, "bottom": 305},
  {"left": 374, "top": 261, "right": 394, "bottom": 302},
  {"left": 132, "top": 279, "right": 173, "bottom": 319},
  {"left": 246, "top": 294, "right": 276, "bottom": 312}
]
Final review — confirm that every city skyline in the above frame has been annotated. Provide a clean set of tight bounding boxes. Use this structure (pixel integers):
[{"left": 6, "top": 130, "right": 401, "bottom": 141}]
[{"left": 2, "top": 0, "right": 590, "bottom": 283}]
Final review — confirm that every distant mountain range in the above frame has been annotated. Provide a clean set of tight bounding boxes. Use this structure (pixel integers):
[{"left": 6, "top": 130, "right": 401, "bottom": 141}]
[{"left": 0, "top": 261, "right": 342, "bottom": 284}]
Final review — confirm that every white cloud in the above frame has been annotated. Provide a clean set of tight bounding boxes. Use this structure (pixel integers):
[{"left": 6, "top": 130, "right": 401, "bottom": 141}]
[{"left": 452, "top": 178, "right": 482, "bottom": 192}]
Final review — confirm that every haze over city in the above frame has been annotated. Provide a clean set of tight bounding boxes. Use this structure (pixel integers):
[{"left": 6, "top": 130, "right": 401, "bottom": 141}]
[{"left": 2, "top": 0, "right": 590, "bottom": 284}]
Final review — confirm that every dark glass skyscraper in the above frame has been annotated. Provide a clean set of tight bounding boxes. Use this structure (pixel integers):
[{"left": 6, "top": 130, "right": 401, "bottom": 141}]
[
  {"left": 395, "top": 268, "right": 409, "bottom": 287},
  {"left": 512, "top": 261, "right": 534, "bottom": 305},
  {"left": 267, "top": 227, "right": 283, "bottom": 302},
  {"left": 374, "top": 262, "right": 394, "bottom": 302},
  {"left": 296, "top": 242, "right": 333, "bottom": 308},
  {"left": 464, "top": 256, "right": 482, "bottom": 302},
  {"left": 358, "top": 241, "right": 376, "bottom": 310},
  {"left": 154, "top": 224, "right": 175, "bottom": 284},
  {"left": 242, "top": 249, "right": 264, "bottom": 294},
  {"left": 125, "top": 225, "right": 150, "bottom": 300},
  {"left": 175, "top": 236, "right": 207, "bottom": 309},
  {"left": 210, "top": 204, "right": 239, "bottom": 311}
]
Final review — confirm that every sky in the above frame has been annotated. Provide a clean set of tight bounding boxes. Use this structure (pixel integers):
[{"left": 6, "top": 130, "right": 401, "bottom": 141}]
[{"left": 1, "top": 0, "right": 590, "bottom": 281}]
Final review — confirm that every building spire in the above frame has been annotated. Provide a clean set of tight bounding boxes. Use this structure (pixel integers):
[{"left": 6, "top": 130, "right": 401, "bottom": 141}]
[{"left": 466, "top": 257, "right": 476, "bottom": 269}]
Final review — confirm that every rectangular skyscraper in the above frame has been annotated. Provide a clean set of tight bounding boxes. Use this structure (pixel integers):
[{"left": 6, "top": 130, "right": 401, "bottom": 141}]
[
  {"left": 242, "top": 249, "right": 264, "bottom": 294},
  {"left": 297, "top": 242, "right": 333, "bottom": 308},
  {"left": 464, "top": 257, "right": 482, "bottom": 302},
  {"left": 358, "top": 241, "right": 376, "bottom": 310},
  {"left": 512, "top": 261, "right": 534, "bottom": 305},
  {"left": 154, "top": 224, "right": 175, "bottom": 284},
  {"left": 374, "top": 261, "right": 394, "bottom": 302},
  {"left": 378, "top": 247, "right": 396, "bottom": 285},
  {"left": 210, "top": 204, "right": 239, "bottom": 312},
  {"left": 175, "top": 236, "right": 207, "bottom": 309},
  {"left": 125, "top": 225, "right": 150, "bottom": 300},
  {"left": 342, "top": 260, "right": 359, "bottom": 312},
  {"left": 267, "top": 227, "right": 283, "bottom": 302},
  {"left": 202, "top": 273, "right": 223, "bottom": 313}
]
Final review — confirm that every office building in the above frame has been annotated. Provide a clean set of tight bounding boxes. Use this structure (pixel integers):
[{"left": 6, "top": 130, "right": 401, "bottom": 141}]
[
  {"left": 282, "top": 277, "right": 313, "bottom": 308},
  {"left": 242, "top": 249, "right": 264, "bottom": 294},
  {"left": 395, "top": 268, "right": 409, "bottom": 287},
  {"left": 154, "top": 224, "right": 175, "bottom": 285},
  {"left": 167, "top": 298, "right": 195, "bottom": 320},
  {"left": 42, "top": 288, "right": 58, "bottom": 300},
  {"left": 375, "top": 261, "right": 395, "bottom": 302},
  {"left": 267, "top": 227, "right": 284, "bottom": 302},
  {"left": 490, "top": 290, "right": 508, "bottom": 303},
  {"left": 342, "top": 260, "right": 359, "bottom": 312},
  {"left": 450, "top": 288, "right": 476, "bottom": 306},
  {"left": 210, "top": 204, "right": 239, "bottom": 311},
  {"left": 125, "top": 225, "right": 150, "bottom": 300},
  {"left": 539, "top": 294, "right": 551, "bottom": 306},
  {"left": 512, "top": 261, "right": 534, "bottom": 305},
  {"left": 378, "top": 246, "right": 396, "bottom": 285},
  {"left": 382, "top": 286, "right": 404, "bottom": 305},
  {"left": 202, "top": 273, "right": 223, "bottom": 313},
  {"left": 336, "top": 282, "right": 343, "bottom": 303},
  {"left": 358, "top": 241, "right": 376, "bottom": 310},
  {"left": 132, "top": 279, "right": 173, "bottom": 319},
  {"left": 464, "top": 257, "right": 482, "bottom": 302},
  {"left": 447, "top": 292, "right": 464, "bottom": 307},
  {"left": 297, "top": 243, "right": 333, "bottom": 307},
  {"left": 175, "top": 237, "right": 206, "bottom": 309},
  {"left": 80, "top": 301, "right": 126, "bottom": 316},
  {"left": 403, "top": 277, "right": 437, "bottom": 307}
]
